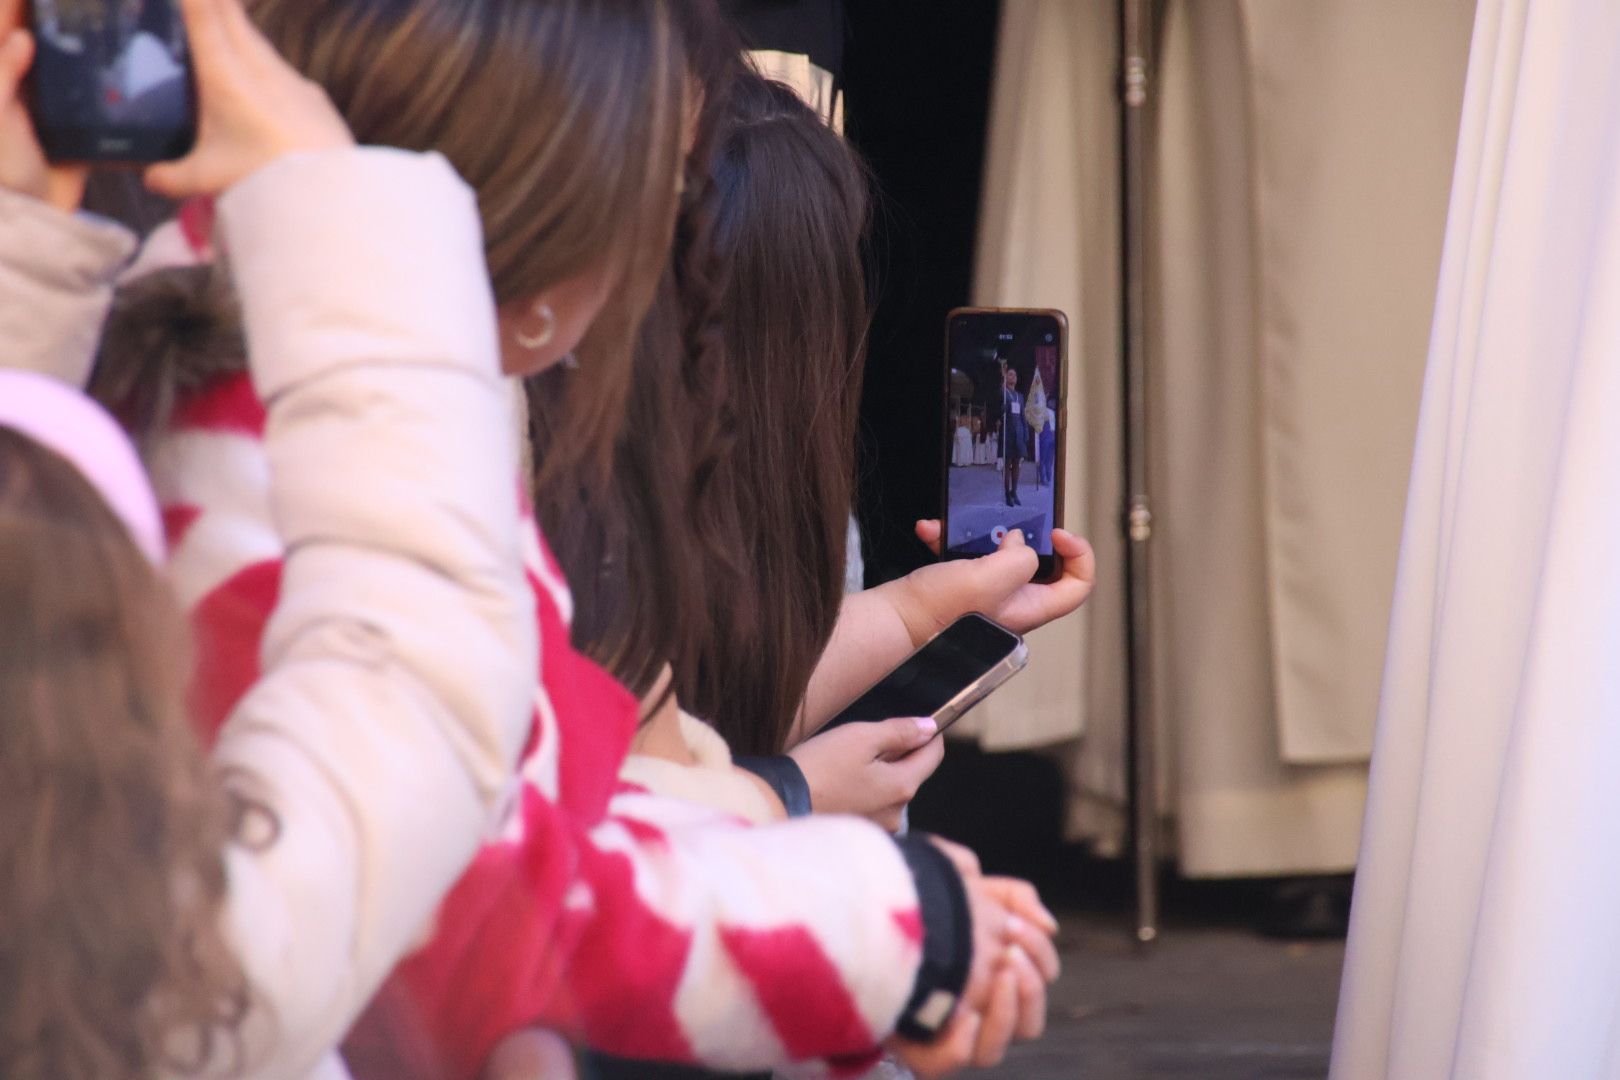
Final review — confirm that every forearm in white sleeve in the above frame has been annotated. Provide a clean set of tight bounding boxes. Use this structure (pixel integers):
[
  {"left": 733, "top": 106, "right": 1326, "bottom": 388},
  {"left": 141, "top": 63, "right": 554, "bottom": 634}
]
[{"left": 203, "top": 148, "right": 537, "bottom": 1077}]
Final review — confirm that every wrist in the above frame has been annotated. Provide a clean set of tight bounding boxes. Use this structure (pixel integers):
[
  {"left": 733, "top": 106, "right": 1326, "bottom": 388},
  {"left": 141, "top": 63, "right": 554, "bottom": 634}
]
[
  {"left": 881, "top": 575, "right": 949, "bottom": 650},
  {"left": 893, "top": 832, "right": 973, "bottom": 1042}
]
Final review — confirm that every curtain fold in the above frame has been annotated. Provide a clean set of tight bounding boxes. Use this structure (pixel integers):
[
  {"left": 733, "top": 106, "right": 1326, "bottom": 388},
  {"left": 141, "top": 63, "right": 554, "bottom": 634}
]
[
  {"left": 1334, "top": 1, "right": 1620, "bottom": 1075},
  {"left": 972, "top": 0, "right": 1469, "bottom": 876}
]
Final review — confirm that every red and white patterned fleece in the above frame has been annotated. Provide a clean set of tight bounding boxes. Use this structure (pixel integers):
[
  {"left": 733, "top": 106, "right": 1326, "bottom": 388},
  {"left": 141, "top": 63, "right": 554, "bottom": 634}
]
[{"left": 143, "top": 217, "right": 927, "bottom": 1080}]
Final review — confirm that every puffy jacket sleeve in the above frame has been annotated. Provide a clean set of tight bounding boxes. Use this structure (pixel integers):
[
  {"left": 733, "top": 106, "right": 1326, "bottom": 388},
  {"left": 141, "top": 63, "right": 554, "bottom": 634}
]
[
  {"left": 204, "top": 148, "right": 537, "bottom": 1078},
  {"left": 0, "top": 188, "right": 135, "bottom": 386},
  {"left": 559, "top": 791, "right": 930, "bottom": 1075}
]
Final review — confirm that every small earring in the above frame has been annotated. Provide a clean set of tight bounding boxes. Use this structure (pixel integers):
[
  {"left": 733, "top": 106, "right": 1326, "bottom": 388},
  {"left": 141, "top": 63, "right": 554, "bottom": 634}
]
[
  {"left": 516, "top": 301, "right": 557, "bottom": 350},
  {"left": 560, "top": 353, "right": 580, "bottom": 370}
]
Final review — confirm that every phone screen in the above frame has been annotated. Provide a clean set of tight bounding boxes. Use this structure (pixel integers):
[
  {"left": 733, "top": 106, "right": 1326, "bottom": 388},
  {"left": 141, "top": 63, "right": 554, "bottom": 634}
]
[
  {"left": 826, "top": 614, "right": 1023, "bottom": 730},
  {"left": 944, "top": 310, "right": 1065, "bottom": 566},
  {"left": 29, "top": 0, "right": 194, "bottom": 161}
]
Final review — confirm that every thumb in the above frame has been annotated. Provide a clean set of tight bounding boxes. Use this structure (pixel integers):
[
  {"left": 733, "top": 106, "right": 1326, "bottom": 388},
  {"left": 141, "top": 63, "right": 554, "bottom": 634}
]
[
  {"left": 870, "top": 715, "right": 939, "bottom": 758},
  {"left": 886, "top": 729, "right": 946, "bottom": 786},
  {"left": 973, "top": 532, "right": 1039, "bottom": 597},
  {"left": 915, "top": 518, "right": 943, "bottom": 556}
]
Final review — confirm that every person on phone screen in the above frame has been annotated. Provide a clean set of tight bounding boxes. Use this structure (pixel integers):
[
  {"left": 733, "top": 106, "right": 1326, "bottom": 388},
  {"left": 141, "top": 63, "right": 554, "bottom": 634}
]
[
  {"left": 999, "top": 365, "right": 1027, "bottom": 507},
  {"left": 952, "top": 409, "right": 973, "bottom": 467},
  {"left": 1024, "top": 369, "right": 1048, "bottom": 490}
]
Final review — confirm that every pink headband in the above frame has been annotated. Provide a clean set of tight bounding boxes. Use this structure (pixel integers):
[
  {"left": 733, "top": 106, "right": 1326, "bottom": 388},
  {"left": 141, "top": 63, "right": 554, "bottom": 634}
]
[{"left": 0, "top": 371, "right": 165, "bottom": 563}]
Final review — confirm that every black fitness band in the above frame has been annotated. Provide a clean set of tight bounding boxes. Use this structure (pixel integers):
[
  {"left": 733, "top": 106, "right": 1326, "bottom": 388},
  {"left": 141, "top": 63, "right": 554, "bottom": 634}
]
[
  {"left": 892, "top": 832, "right": 974, "bottom": 1042},
  {"left": 733, "top": 754, "right": 813, "bottom": 818}
]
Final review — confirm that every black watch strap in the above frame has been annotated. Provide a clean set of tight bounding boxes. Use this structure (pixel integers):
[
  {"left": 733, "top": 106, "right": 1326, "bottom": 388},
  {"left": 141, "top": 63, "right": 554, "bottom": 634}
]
[
  {"left": 733, "top": 754, "right": 813, "bottom": 818},
  {"left": 893, "top": 833, "right": 973, "bottom": 1042}
]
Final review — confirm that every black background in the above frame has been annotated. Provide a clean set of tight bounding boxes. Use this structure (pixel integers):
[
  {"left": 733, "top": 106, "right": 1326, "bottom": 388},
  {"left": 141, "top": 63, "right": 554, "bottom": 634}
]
[{"left": 844, "top": 2, "right": 1004, "bottom": 586}]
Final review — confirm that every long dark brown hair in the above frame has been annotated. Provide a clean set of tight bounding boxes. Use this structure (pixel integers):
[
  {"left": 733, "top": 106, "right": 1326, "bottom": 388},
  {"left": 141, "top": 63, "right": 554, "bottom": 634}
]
[
  {"left": 0, "top": 430, "right": 249, "bottom": 1079},
  {"left": 687, "top": 75, "right": 871, "bottom": 754},
  {"left": 530, "top": 2, "right": 748, "bottom": 701},
  {"left": 94, "top": 0, "right": 689, "bottom": 475},
  {"left": 539, "top": 72, "right": 873, "bottom": 756}
]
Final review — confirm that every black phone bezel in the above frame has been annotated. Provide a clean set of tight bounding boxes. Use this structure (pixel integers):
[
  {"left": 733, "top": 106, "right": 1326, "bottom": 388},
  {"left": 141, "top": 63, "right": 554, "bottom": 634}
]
[{"left": 35, "top": 125, "right": 197, "bottom": 164}]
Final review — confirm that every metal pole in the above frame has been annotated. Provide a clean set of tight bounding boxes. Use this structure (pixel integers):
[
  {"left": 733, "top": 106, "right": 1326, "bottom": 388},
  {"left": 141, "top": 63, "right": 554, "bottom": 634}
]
[{"left": 1119, "top": 0, "right": 1160, "bottom": 945}]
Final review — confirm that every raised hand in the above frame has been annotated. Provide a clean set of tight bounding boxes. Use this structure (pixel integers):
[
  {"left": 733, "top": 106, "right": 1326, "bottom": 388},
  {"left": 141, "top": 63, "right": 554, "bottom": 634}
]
[
  {"left": 0, "top": 0, "right": 88, "bottom": 209},
  {"left": 144, "top": 0, "right": 351, "bottom": 198},
  {"left": 891, "top": 522, "right": 1096, "bottom": 647}
]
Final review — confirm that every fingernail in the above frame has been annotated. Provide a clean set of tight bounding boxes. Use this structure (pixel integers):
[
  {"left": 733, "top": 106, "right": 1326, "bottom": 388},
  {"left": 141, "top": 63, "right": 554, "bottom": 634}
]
[
  {"left": 1005, "top": 914, "right": 1026, "bottom": 939},
  {"left": 914, "top": 717, "right": 938, "bottom": 738}
]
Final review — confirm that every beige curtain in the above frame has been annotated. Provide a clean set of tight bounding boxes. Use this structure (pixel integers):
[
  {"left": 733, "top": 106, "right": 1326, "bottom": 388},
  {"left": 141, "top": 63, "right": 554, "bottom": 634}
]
[
  {"left": 969, "top": 0, "right": 1471, "bottom": 876},
  {"left": 1334, "top": 1, "right": 1620, "bottom": 1074}
]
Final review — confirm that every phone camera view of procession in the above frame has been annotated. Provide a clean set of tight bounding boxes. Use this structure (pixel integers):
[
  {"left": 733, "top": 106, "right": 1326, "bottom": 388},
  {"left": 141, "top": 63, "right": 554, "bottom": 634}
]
[
  {"left": 29, "top": 0, "right": 193, "bottom": 158},
  {"left": 945, "top": 311, "right": 1063, "bottom": 557}
]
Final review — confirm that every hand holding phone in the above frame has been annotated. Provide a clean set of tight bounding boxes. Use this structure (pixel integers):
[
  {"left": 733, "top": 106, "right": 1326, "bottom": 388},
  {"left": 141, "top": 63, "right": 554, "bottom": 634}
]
[
  {"left": 0, "top": 0, "right": 86, "bottom": 207},
  {"left": 22, "top": 0, "right": 351, "bottom": 182},
  {"left": 142, "top": 0, "right": 353, "bottom": 197},
  {"left": 787, "top": 716, "right": 945, "bottom": 832},
  {"left": 904, "top": 518, "right": 1096, "bottom": 640}
]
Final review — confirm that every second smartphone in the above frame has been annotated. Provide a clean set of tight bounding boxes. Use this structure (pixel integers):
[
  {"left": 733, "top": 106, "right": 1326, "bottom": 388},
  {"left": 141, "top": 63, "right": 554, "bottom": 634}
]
[
  {"left": 941, "top": 307, "right": 1068, "bottom": 582},
  {"left": 818, "top": 613, "right": 1028, "bottom": 738},
  {"left": 26, "top": 0, "right": 196, "bottom": 162}
]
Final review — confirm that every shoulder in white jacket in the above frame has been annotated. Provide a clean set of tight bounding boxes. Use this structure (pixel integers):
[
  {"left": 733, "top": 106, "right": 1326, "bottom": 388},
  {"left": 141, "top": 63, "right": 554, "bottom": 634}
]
[{"left": 0, "top": 150, "right": 539, "bottom": 1079}]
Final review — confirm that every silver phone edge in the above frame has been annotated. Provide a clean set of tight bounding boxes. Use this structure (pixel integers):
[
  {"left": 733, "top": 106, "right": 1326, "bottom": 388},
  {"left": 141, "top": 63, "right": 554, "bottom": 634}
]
[{"left": 931, "top": 642, "right": 1031, "bottom": 733}]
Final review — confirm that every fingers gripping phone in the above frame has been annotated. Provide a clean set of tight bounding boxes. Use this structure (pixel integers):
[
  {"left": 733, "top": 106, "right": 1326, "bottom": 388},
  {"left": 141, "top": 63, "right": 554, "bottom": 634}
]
[
  {"left": 27, "top": 0, "right": 196, "bottom": 162},
  {"left": 942, "top": 307, "right": 1068, "bottom": 583},
  {"left": 820, "top": 614, "right": 1028, "bottom": 737}
]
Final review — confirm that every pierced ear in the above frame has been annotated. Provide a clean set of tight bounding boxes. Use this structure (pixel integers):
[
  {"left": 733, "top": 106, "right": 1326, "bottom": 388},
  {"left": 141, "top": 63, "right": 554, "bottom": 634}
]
[{"left": 514, "top": 299, "right": 558, "bottom": 351}]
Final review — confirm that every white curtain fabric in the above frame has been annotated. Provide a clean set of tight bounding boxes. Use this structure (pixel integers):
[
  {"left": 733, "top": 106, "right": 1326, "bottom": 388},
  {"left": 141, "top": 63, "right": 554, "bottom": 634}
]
[
  {"left": 960, "top": 0, "right": 1127, "bottom": 756},
  {"left": 970, "top": 0, "right": 1471, "bottom": 875},
  {"left": 1334, "top": 1, "right": 1620, "bottom": 1075}
]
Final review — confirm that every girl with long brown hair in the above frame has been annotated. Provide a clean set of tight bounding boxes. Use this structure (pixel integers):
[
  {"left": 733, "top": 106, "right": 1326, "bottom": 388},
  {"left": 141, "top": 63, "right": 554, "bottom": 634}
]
[
  {"left": 0, "top": 0, "right": 540, "bottom": 1073},
  {"left": 79, "top": 2, "right": 1052, "bottom": 1078},
  {"left": 539, "top": 68, "right": 1094, "bottom": 1077},
  {"left": 541, "top": 69, "right": 1094, "bottom": 827}
]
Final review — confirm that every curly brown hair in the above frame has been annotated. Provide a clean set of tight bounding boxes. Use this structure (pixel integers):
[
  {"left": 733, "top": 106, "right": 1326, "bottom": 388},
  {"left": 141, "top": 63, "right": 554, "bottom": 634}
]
[{"left": 0, "top": 429, "right": 249, "bottom": 1079}]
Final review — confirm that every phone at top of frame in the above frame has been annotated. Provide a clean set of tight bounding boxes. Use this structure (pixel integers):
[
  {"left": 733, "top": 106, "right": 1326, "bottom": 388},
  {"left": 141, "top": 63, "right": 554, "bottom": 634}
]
[
  {"left": 818, "top": 613, "right": 1028, "bottom": 738},
  {"left": 942, "top": 307, "right": 1068, "bottom": 584},
  {"left": 26, "top": 0, "right": 197, "bottom": 163}
]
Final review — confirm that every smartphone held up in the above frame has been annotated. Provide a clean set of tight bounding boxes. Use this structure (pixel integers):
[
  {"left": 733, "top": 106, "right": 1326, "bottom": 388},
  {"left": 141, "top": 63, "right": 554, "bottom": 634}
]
[
  {"left": 26, "top": 0, "right": 195, "bottom": 161},
  {"left": 942, "top": 308, "right": 1067, "bottom": 583}
]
